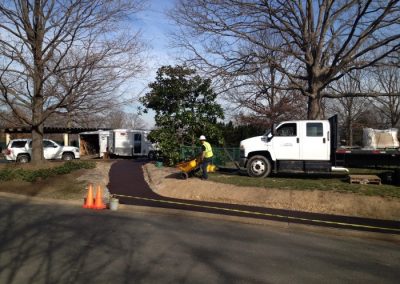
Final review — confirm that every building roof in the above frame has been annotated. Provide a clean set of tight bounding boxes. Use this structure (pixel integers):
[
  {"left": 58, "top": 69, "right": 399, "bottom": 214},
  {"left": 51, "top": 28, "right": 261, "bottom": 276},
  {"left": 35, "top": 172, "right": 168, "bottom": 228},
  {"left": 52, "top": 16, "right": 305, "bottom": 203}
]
[{"left": 0, "top": 126, "right": 110, "bottom": 134}]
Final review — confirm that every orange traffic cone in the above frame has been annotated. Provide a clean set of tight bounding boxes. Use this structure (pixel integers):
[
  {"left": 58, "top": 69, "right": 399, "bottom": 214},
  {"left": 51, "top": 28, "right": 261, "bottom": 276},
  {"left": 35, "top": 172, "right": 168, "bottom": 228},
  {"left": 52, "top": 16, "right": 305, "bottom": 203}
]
[
  {"left": 93, "top": 185, "right": 106, "bottom": 210},
  {"left": 83, "top": 183, "right": 94, "bottom": 208}
]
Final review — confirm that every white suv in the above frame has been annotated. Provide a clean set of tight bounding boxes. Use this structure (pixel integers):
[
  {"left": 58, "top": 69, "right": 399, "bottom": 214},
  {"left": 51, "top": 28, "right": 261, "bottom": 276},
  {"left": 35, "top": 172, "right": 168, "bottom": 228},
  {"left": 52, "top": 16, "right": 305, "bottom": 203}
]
[{"left": 4, "top": 139, "right": 80, "bottom": 163}]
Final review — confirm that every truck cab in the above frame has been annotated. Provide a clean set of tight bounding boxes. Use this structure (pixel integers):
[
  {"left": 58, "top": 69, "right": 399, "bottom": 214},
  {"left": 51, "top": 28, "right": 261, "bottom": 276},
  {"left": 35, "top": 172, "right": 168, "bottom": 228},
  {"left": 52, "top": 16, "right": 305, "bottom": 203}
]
[{"left": 240, "top": 120, "right": 333, "bottom": 177}]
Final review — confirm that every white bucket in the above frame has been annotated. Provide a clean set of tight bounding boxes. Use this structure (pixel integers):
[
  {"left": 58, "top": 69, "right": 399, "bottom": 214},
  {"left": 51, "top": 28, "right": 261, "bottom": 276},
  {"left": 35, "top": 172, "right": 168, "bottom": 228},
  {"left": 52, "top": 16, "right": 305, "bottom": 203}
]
[{"left": 109, "top": 198, "right": 119, "bottom": 211}]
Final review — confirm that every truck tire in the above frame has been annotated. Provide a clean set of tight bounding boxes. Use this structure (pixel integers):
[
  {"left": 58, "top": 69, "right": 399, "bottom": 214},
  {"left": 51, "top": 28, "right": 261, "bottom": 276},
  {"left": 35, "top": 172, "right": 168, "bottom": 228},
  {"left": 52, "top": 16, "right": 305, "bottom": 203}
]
[
  {"left": 247, "top": 155, "right": 271, "bottom": 178},
  {"left": 17, "top": 154, "right": 30, "bottom": 163},
  {"left": 62, "top": 153, "right": 74, "bottom": 161}
]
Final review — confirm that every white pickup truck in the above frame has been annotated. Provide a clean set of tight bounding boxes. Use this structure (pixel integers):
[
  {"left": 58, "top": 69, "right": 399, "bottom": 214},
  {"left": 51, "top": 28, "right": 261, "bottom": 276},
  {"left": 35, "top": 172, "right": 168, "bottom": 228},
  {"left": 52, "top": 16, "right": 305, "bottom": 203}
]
[
  {"left": 240, "top": 118, "right": 335, "bottom": 177},
  {"left": 4, "top": 139, "right": 80, "bottom": 163},
  {"left": 240, "top": 115, "right": 400, "bottom": 177}
]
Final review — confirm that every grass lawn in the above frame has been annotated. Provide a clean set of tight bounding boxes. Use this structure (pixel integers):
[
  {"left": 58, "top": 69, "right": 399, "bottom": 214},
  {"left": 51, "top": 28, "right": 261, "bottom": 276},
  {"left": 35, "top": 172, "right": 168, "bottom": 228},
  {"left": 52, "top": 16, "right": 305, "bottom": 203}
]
[
  {"left": 0, "top": 170, "right": 88, "bottom": 200},
  {"left": 0, "top": 160, "right": 96, "bottom": 200},
  {"left": 208, "top": 168, "right": 400, "bottom": 199}
]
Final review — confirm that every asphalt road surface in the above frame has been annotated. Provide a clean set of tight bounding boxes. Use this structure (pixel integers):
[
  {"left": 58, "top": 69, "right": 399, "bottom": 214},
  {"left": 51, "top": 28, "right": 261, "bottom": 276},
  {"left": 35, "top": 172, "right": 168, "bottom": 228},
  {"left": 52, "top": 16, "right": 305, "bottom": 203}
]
[
  {"left": 108, "top": 160, "right": 400, "bottom": 234},
  {"left": 0, "top": 195, "right": 399, "bottom": 284}
]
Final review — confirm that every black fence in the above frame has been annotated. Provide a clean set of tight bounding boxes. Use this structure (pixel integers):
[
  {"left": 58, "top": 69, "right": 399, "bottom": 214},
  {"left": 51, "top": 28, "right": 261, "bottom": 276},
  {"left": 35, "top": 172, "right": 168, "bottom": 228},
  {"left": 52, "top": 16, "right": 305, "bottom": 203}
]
[{"left": 179, "top": 146, "right": 240, "bottom": 167}]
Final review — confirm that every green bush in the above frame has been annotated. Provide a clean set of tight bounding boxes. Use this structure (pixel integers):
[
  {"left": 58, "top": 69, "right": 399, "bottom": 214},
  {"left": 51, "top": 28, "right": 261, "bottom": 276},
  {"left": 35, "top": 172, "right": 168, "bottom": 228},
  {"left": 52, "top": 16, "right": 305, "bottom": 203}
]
[
  {"left": 0, "top": 161, "right": 96, "bottom": 182},
  {"left": 0, "top": 168, "right": 15, "bottom": 181}
]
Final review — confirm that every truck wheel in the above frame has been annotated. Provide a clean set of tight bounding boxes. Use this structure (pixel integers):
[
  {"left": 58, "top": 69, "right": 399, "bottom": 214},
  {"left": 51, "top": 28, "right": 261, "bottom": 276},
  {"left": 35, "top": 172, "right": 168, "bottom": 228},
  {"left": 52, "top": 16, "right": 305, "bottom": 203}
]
[
  {"left": 62, "top": 153, "right": 74, "bottom": 161},
  {"left": 17, "top": 154, "right": 30, "bottom": 163},
  {"left": 247, "top": 155, "right": 271, "bottom": 178}
]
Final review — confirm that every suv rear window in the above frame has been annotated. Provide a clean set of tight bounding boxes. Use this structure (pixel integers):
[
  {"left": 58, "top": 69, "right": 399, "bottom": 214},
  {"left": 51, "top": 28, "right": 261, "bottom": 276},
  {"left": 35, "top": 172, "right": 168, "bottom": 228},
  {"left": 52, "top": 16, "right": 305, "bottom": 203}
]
[{"left": 10, "top": 141, "right": 27, "bottom": 148}]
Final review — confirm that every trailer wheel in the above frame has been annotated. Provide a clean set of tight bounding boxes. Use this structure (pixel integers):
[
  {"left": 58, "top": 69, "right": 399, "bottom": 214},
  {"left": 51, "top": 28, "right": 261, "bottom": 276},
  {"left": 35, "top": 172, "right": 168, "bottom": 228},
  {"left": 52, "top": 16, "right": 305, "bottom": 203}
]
[
  {"left": 181, "top": 172, "right": 188, "bottom": 179},
  {"left": 247, "top": 155, "right": 271, "bottom": 178}
]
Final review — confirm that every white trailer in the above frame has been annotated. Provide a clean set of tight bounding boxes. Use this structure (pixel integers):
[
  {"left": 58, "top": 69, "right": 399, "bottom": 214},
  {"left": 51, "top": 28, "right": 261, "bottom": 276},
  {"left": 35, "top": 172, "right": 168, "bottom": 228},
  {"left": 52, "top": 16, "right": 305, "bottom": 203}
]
[
  {"left": 108, "top": 129, "right": 156, "bottom": 158},
  {"left": 79, "top": 130, "right": 111, "bottom": 158}
]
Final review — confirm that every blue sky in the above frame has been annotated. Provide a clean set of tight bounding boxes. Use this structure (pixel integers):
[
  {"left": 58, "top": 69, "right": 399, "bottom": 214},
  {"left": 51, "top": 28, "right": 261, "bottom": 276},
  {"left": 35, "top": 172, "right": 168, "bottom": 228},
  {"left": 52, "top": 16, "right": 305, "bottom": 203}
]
[
  {"left": 127, "top": 0, "right": 178, "bottom": 128},
  {"left": 136, "top": 0, "right": 177, "bottom": 65}
]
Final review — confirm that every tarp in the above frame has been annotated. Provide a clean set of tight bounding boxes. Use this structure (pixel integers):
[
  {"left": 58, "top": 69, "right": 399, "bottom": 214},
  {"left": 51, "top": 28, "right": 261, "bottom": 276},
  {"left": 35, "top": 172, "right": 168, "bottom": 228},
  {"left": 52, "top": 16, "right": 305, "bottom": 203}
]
[{"left": 362, "top": 128, "right": 399, "bottom": 149}]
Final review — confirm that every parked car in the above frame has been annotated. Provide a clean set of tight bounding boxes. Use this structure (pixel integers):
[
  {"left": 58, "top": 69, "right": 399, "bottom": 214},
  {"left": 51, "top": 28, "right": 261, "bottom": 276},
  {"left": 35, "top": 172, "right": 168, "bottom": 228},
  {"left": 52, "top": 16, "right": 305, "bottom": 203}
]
[{"left": 4, "top": 139, "right": 80, "bottom": 163}]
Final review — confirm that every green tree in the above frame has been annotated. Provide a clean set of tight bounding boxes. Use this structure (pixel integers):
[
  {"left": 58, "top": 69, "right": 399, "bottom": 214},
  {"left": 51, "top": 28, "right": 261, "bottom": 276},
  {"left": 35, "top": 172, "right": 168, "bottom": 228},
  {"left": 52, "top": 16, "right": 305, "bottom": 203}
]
[
  {"left": 218, "top": 121, "right": 266, "bottom": 148},
  {"left": 140, "top": 65, "right": 224, "bottom": 165}
]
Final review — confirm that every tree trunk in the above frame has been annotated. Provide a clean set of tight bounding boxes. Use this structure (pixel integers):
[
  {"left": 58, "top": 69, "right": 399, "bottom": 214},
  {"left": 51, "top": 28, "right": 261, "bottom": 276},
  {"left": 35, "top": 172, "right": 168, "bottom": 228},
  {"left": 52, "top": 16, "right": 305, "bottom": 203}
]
[
  {"left": 346, "top": 119, "right": 353, "bottom": 146},
  {"left": 307, "top": 95, "right": 324, "bottom": 119},
  {"left": 31, "top": 0, "right": 45, "bottom": 163},
  {"left": 31, "top": 72, "right": 44, "bottom": 162},
  {"left": 31, "top": 122, "right": 44, "bottom": 162}
]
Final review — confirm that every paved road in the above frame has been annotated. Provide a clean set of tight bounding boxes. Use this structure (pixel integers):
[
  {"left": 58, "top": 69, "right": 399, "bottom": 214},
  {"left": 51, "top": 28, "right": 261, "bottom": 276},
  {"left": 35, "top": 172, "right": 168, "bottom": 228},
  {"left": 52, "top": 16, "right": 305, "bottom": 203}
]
[
  {"left": 108, "top": 160, "right": 400, "bottom": 234},
  {"left": 0, "top": 195, "right": 399, "bottom": 284}
]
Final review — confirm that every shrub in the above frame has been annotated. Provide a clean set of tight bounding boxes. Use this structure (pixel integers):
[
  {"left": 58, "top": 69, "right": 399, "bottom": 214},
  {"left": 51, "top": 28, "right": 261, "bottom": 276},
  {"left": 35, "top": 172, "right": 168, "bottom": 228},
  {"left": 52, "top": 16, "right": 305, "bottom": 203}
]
[
  {"left": 0, "top": 161, "right": 96, "bottom": 182},
  {"left": 0, "top": 168, "right": 15, "bottom": 181}
]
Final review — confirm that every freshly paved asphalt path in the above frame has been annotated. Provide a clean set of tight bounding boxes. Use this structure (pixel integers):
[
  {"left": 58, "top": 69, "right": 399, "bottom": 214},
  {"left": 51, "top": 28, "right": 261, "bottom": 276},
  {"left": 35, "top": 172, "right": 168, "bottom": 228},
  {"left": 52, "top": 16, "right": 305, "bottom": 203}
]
[
  {"left": 1, "top": 194, "right": 400, "bottom": 283},
  {"left": 108, "top": 160, "right": 400, "bottom": 234}
]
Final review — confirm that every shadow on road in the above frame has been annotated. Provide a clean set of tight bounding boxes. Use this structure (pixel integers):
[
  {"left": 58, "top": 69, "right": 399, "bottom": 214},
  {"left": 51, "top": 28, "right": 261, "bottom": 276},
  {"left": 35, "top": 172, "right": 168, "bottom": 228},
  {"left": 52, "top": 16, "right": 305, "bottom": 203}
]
[{"left": 0, "top": 196, "right": 272, "bottom": 283}]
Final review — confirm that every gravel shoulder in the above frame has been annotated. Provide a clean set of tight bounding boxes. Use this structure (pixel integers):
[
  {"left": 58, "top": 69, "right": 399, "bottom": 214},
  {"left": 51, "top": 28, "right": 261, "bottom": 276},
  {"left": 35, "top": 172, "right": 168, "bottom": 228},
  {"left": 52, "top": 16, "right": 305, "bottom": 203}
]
[{"left": 143, "top": 163, "right": 400, "bottom": 221}]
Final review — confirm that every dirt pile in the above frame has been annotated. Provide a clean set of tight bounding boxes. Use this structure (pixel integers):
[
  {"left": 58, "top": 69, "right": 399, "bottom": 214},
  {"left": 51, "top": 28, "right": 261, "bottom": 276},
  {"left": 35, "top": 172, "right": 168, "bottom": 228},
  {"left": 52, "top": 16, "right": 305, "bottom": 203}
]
[{"left": 143, "top": 163, "right": 400, "bottom": 221}]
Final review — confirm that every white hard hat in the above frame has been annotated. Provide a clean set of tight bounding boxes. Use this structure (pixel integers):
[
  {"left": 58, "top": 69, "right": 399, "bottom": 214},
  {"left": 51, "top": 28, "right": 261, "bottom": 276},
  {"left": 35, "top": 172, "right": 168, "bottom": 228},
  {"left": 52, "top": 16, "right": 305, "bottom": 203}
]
[{"left": 199, "top": 135, "right": 206, "bottom": 140}]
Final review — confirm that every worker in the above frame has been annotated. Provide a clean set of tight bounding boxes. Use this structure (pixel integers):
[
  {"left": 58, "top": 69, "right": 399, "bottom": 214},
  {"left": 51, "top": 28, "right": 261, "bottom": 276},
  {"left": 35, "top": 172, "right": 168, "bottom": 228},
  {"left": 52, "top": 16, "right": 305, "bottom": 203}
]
[{"left": 199, "top": 135, "right": 213, "bottom": 180}]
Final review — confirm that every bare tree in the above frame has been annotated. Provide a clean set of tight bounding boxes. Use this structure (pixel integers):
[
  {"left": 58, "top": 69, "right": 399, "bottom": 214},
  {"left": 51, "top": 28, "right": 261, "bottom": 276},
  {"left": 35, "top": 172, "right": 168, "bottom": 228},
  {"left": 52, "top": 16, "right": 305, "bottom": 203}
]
[
  {"left": 102, "top": 110, "right": 148, "bottom": 129},
  {"left": 369, "top": 64, "right": 400, "bottom": 127},
  {"left": 0, "top": 0, "right": 146, "bottom": 162},
  {"left": 46, "top": 42, "right": 145, "bottom": 127},
  {"left": 326, "top": 70, "right": 372, "bottom": 145},
  {"left": 106, "top": 110, "right": 127, "bottom": 129},
  {"left": 171, "top": 0, "right": 400, "bottom": 120},
  {"left": 123, "top": 112, "right": 147, "bottom": 129},
  {"left": 227, "top": 63, "right": 307, "bottom": 127}
]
